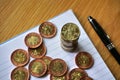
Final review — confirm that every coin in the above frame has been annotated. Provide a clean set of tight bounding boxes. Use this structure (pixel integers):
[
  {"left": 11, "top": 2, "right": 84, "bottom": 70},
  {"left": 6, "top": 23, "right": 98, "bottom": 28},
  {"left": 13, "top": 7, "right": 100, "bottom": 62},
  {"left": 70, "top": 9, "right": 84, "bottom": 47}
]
[
  {"left": 61, "top": 23, "right": 80, "bottom": 42},
  {"left": 68, "top": 68, "right": 88, "bottom": 80},
  {"left": 28, "top": 43, "right": 46, "bottom": 59},
  {"left": 39, "top": 22, "right": 57, "bottom": 38},
  {"left": 25, "top": 32, "right": 42, "bottom": 48},
  {"left": 60, "top": 23, "right": 80, "bottom": 52},
  {"left": 42, "top": 56, "right": 53, "bottom": 74},
  {"left": 49, "top": 58, "right": 68, "bottom": 76},
  {"left": 11, "top": 67, "right": 29, "bottom": 80},
  {"left": 75, "top": 52, "right": 94, "bottom": 69},
  {"left": 11, "top": 49, "right": 29, "bottom": 67},
  {"left": 29, "top": 59, "right": 47, "bottom": 77}
]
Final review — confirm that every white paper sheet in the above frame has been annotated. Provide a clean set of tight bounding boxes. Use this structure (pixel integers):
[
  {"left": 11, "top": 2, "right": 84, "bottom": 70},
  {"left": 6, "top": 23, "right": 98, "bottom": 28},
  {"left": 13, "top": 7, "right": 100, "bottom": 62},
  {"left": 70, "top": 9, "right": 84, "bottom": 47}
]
[{"left": 0, "top": 10, "right": 115, "bottom": 80}]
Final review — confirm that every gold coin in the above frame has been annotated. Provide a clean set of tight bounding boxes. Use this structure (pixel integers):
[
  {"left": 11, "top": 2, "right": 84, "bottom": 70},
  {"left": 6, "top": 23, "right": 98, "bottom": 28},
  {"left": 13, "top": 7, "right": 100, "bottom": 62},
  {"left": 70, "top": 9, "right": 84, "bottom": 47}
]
[
  {"left": 75, "top": 52, "right": 94, "bottom": 69},
  {"left": 49, "top": 58, "right": 68, "bottom": 76},
  {"left": 61, "top": 23, "right": 80, "bottom": 42}
]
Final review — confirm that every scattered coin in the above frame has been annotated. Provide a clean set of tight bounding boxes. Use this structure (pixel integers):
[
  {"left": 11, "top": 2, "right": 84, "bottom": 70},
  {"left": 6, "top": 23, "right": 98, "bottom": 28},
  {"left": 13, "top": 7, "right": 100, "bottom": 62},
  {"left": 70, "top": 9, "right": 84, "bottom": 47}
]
[
  {"left": 49, "top": 58, "right": 68, "bottom": 76},
  {"left": 11, "top": 67, "right": 29, "bottom": 80},
  {"left": 75, "top": 52, "right": 94, "bottom": 69},
  {"left": 11, "top": 49, "right": 29, "bottom": 67},
  {"left": 25, "top": 32, "right": 42, "bottom": 48},
  {"left": 29, "top": 59, "right": 47, "bottom": 77},
  {"left": 68, "top": 68, "right": 88, "bottom": 80},
  {"left": 28, "top": 43, "right": 46, "bottom": 59},
  {"left": 39, "top": 22, "right": 57, "bottom": 38}
]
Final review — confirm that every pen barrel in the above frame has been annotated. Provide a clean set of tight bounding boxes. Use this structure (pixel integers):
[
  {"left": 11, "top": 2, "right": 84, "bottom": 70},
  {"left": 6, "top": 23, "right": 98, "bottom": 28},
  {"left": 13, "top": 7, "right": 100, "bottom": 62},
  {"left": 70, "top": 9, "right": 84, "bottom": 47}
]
[
  {"left": 109, "top": 47, "right": 120, "bottom": 64},
  {"left": 88, "top": 17, "right": 111, "bottom": 45},
  {"left": 88, "top": 16, "right": 120, "bottom": 65}
]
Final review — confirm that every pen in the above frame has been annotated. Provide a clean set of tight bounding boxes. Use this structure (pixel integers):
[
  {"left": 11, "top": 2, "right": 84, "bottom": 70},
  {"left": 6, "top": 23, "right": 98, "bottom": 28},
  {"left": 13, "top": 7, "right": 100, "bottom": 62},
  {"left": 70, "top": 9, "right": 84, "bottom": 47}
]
[{"left": 88, "top": 16, "right": 120, "bottom": 64}]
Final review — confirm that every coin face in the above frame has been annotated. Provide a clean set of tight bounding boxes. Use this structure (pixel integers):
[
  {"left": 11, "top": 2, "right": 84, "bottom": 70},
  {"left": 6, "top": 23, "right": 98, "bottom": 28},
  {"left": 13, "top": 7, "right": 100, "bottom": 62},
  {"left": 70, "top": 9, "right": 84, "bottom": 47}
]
[
  {"left": 68, "top": 68, "right": 88, "bottom": 80},
  {"left": 25, "top": 32, "right": 42, "bottom": 48},
  {"left": 50, "top": 74, "right": 67, "bottom": 80},
  {"left": 75, "top": 52, "right": 94, "bottom": 69},
  {"left": 39, "top": 22, "right": 57, "bottom": 38},
  {"left": 42, "top": 56, "right": 53, "bottom": 74},
  {"left": 11, "top": 49, "right": 29, "bottom": 67},
  {"left": 28, "top": 43, "right": 46, "bottom": 58},
  {"left": 61, "top": 23, "right": 80, "bottom": 42},
  {"left": 29, "top": 59, "right": 47, "bottom": 77},
  {"left": 11, "top": 67, "right": 29, "bottom": 80},
  {"left": 49, "top": 58, "right": 68, "bottom": 76}
]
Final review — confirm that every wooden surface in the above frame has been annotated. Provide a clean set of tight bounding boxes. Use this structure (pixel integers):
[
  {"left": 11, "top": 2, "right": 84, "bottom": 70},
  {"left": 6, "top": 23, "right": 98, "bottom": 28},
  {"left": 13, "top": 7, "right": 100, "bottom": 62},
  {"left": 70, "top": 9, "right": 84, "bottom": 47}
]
[{"left": 0, "top": 0, "right": 120, "bottom": 79}]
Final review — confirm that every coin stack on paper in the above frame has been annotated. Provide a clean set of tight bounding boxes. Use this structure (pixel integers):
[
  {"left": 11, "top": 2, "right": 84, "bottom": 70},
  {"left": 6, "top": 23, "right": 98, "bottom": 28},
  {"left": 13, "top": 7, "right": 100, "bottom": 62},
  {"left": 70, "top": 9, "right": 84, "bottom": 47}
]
[{"left": 60, "top": 23, "right": 80, "bottom": 52}]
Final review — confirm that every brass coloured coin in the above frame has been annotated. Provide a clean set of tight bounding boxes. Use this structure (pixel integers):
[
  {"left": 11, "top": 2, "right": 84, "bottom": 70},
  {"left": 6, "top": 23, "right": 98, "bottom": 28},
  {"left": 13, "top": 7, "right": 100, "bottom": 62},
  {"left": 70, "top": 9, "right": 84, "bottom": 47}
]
[
  {"left": 50, "top": 73, "right": 67, "bottom": 80},
  {"left": 61, "top": 23, "right": 80, "bottom": 42},
  {"left": 42, "top": 56, "right": 53, "bottom": 74},
  {"left": 28, "top": 43, "right": 46, "bottom": 59},
  {"left": 39, "top": 22, "right": 57, "bottom": 38},
  {"left": 68, "top": 68, "right": 88, "bottom": 80},
  {"left": 25, "top": 32, "right": 42, "bottom": 48},
  {"left": 29, "top": 59, "right": 47, "bottom": 77},
  {"left": 11, "top": 67, "right": 29, "bottom": 80},
  {"left": 11, "top": 49, "right": 29, "bottom": 67},
  {"left": 49, "top": 58, "right": 68, "bottom": 77},
  {"left": 75, "top": 52, "right": 94, "bottom": 69}
]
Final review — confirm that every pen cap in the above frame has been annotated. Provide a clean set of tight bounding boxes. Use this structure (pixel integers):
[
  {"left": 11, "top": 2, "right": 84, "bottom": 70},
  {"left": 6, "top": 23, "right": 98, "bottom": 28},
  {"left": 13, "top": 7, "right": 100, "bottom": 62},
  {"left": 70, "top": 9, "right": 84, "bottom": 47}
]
[{"left": 88, "top": 16, "right": 111, "bottom": 45}]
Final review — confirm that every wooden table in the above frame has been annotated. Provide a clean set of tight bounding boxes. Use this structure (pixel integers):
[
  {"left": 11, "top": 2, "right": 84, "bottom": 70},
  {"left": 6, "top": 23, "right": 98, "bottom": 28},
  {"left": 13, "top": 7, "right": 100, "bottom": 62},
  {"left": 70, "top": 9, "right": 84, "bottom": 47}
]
[{"left": 0, "top": 0, "right": 120, "bottom": 79}]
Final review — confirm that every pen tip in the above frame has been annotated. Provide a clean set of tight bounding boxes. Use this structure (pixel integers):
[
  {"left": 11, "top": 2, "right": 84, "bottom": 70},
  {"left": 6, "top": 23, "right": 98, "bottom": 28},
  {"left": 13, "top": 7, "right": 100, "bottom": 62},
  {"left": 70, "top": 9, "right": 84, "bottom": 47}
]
[{"left": 88, "top": 16, "right": 93, "bottom": 21}]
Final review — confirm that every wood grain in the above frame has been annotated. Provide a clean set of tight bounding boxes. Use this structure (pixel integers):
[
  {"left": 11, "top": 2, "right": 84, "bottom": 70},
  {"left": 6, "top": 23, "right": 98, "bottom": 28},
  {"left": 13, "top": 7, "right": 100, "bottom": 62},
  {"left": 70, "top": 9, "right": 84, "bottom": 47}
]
[{"left": 0, "top": 0, "right": 120, "bottom": 79}]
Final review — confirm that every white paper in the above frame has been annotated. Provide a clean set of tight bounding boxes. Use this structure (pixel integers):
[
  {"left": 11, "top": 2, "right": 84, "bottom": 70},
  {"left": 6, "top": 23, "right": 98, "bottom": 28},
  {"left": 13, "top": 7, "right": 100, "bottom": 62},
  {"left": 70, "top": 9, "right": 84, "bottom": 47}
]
[{"left": 0, "top": 10, "right": 115, "bottom": 80}]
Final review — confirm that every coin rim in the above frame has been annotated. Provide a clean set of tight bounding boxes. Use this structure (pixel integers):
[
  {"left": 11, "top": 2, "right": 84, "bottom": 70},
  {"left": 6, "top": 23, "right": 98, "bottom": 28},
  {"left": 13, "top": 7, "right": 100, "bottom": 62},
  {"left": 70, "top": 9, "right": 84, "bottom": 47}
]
[
  {"left": 61, "top": 38, "right": 78, "bottom": 47},
  {"left": 61, "top": 43, "right": 78, "bottom": 52}
]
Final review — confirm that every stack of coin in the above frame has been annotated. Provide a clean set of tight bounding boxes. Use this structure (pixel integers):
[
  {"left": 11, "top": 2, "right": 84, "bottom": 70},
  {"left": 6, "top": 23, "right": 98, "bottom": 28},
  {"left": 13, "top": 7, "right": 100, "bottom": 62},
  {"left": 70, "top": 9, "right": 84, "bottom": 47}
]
[{"left": 60, "top": 23, "right": 80, "bottom": 52}]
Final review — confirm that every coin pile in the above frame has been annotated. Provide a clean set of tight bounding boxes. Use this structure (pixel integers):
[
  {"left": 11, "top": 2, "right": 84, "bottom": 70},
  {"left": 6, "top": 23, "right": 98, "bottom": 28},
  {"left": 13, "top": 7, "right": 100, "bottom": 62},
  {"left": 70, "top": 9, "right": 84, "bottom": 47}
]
[
  {"left": 61, "top": 23, "right": 80, "bottom": 52},
  {"left": 10, "top": 22, "right": 57, "bottom": 80},
  {"left": 10, "top": 22, "right": 94, "bottom": 80}
]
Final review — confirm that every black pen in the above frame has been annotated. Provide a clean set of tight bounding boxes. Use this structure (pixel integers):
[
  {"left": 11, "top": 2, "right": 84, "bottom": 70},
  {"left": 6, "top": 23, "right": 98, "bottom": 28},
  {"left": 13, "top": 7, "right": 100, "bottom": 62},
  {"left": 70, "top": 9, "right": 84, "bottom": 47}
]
[{"left": 88, "top": 16, "right": 120, "bottom": 64}]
